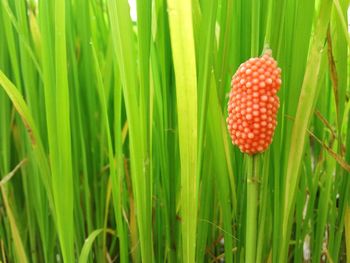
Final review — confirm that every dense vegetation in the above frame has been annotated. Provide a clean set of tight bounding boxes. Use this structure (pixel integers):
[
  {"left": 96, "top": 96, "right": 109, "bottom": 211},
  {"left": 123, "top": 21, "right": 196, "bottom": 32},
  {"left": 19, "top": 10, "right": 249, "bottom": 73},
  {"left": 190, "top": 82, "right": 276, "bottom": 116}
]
[{"left": 0, "top": 0, "right": 349, "bottom": 262}]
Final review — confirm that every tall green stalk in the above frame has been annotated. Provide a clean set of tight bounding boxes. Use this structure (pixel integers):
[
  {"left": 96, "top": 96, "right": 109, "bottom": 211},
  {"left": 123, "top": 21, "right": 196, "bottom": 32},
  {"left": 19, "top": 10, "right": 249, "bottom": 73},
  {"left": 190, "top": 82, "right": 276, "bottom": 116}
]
[
  {"left": 167, "top": 0, "right": 198, "bottom": 262},
  {"left": 53, "top": 0, "right": 75, "bottom": 261},
  {"left": 245, "top": 155, "right": 259, "bottom": 263}
]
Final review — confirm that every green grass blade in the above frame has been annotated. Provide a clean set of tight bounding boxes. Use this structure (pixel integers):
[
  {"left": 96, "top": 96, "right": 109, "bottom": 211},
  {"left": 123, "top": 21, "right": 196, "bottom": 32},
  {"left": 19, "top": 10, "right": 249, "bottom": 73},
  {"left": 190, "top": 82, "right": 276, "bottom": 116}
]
[
  {"left": 0, "top": 71, "right": 52, "bottom": 204},
  {"left": 55, "top": 0, "right": 74, "bottom": 260},
  {"left": 167, "top": 0, "right": 198, "bottom": 261},
  {"left": 107, "top": 0, "right": 153, "bottom": 261},
  {"left": 91, "top": 43, "right": 129, "bottom": 262},
  {"left": 1, "top": 187, "right": 28, "bottom": 263},
  {"left": 78, "top": 229, "right": 103, "bottom": 263},
  {"left": 282, "top": 0, "right": 333, "bottom": 260}
]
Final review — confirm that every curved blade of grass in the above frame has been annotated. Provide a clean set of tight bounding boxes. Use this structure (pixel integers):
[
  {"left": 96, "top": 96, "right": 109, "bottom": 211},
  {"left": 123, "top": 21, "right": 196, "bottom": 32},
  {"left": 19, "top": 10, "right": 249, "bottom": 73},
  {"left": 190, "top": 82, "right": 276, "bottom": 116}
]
[
  {"left": 308, "top": 130, "right": 350, "bottom": 172},
  {"left": 78, "top": 229, "right": 103, "bottom": 263},
  {"left": 167, "top": 0, "right": 198, "bottom": 261},
  {"left": 1, "top": 188, "right": 28, "bottom": 263},
  {"left": 0, "top": 160, "right": 29, "bottom": 263},
  {"left": 0, "top": 159, "right": 27, "bottom": 188},
  {"left": 0, "top": 71, "right": 53, "bottom": 208},
  {"left": 78, "top": 228, "right": 116, "bottom": 263}
]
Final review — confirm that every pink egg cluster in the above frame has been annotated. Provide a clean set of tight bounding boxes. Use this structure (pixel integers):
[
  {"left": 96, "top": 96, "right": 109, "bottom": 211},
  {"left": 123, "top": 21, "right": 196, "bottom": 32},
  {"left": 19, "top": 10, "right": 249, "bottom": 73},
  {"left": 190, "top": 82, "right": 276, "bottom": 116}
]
[{"left": 227, "top": 51, "right": 281, "bottom": 155}]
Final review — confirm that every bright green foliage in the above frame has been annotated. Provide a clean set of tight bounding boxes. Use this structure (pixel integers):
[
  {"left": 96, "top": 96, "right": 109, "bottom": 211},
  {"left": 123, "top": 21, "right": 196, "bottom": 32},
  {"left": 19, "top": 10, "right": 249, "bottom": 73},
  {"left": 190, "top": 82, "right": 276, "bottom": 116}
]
[{"left": 0, "top": 0, "right": 349, "bottom": 262}]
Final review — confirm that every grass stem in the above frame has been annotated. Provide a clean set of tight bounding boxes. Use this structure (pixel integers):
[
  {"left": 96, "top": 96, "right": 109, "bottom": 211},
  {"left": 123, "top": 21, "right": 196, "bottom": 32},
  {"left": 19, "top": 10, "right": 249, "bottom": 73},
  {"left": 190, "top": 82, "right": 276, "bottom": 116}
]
[{"left": 245, "top": 155, "right": 259, "bottom": 263}]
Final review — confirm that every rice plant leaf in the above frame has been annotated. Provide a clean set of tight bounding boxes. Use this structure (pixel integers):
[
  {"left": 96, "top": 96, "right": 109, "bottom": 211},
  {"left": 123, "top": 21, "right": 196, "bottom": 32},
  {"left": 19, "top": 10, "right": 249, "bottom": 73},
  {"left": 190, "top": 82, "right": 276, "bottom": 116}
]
[
  {"left": 167, "top": 0, "right": 198, "bottom": 261},
  {"left": 0, "top": 71, "right": 52, "bottom": 204},
  {"left": 78, "top": 229, "right": 104, "bottom": 263},
  {"left": 345, "top": 207, "right": 350, "bottom": 261},
  {"left": 107, "top": 0, "right": 152, "bottom": 261},
  {"left": 1, "top": 188, "right": 28, "bottom": 263},
  {"left": 53, "top": 0, "right": 75, "bottom": 260},
  {"left": 308, "top": 131, "right": 350, "bottom": 172},
  {"left": 282, "top": 0, "right": 333, "bottom": 260},
  {"left": 197, "top": 0, "right": 218, "bottom": 175},
  {"left": 329, "top": 0, "right": 349, "bottom": 142},
  {"left": 332, "top": 0, "right": 350, "bottom": 47},
  {"left": 207, "top": 73, "right": 234, "bottom": 262},
  {"left": 1, "top": 0, "right": 42, "bottom": 79},
  {"left": 0, "top": 161, "right": 29, "bottom": 263},
  {"left": 91, "top": 42, "right": 129, "bottom": 262},
  {"left": 0, "top": 71, "right": 37, "bottom": 145},
  {"left": 0, "top": 159, "right": 27, "bottom": 188}
]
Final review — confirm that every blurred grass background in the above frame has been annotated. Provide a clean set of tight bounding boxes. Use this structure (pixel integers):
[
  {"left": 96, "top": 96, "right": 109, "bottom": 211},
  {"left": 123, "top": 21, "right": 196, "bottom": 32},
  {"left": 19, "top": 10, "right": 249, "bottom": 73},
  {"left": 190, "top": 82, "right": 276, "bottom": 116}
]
[{"left": 0, "top": 0, "right": 349, "bottom": 262}]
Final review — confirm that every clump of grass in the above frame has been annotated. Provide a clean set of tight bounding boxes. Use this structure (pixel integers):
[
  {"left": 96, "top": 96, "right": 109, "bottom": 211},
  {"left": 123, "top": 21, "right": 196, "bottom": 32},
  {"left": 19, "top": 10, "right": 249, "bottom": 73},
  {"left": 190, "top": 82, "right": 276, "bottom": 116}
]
[{"left": 0, "top": 0, "right": 349, "bottom": 262}]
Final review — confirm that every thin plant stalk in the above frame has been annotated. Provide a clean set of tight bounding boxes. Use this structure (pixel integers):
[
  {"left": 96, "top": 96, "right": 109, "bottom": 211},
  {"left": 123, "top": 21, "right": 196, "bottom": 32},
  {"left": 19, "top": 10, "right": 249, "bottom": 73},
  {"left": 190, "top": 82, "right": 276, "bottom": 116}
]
[{"left": 245, "top": 155, "right": 259, "bottom": 263}]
